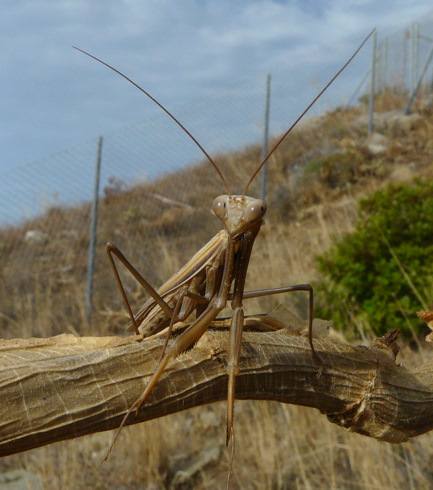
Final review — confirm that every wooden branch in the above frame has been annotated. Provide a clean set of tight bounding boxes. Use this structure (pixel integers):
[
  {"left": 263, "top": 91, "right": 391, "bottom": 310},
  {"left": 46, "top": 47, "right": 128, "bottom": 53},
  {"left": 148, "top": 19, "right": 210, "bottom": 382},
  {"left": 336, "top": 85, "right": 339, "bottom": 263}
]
[{"left": 1, "top": 323, "right": 433, "bottom": 457}]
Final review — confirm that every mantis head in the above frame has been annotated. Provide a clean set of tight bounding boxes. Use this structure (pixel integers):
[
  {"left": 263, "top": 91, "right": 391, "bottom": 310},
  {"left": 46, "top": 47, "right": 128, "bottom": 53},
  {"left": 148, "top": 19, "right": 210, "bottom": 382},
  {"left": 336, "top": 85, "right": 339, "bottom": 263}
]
[{"left": 213, "top": 195, "right": 266, "bottom": 237}]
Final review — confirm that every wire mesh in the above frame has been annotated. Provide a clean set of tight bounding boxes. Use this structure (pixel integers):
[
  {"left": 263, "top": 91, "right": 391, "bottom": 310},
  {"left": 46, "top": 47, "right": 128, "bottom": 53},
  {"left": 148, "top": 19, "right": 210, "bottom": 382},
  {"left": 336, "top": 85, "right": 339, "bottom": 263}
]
[{"left": 2, "top": 14, "right": 433, "bottom": 337}]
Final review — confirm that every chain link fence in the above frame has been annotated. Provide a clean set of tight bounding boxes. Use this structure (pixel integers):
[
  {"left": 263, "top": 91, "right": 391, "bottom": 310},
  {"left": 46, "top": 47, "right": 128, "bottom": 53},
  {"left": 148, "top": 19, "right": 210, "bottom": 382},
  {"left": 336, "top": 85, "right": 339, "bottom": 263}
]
[
  {"left": 350, "top": 17, "right": 433, "bottom": 123},
  {"left": 1, "top": 72, "right": 308, "bottom": 336},
  {"left": 1, "top": 14, "right": 433, "bottom": 337}
]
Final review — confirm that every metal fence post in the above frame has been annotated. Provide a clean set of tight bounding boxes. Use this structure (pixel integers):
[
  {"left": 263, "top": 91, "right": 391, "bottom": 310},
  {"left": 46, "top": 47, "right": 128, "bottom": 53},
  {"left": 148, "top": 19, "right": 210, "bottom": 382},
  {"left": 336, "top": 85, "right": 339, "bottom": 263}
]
[
  {"left": 378, "top": 38, "right": 388, "bottom": 92},
  {"left": 260, "top": 74, "right": 271, "bottom": 202},
  {"left": 404, "top": 43, "right": 433, "bottom": 114},
  {"left": 368, "top": 30, "right": 377, "bottom": 135},
  {"left": 410, "top": 22, "right": 419, "bottom": 92},
  {"left": 86, "top": 136, "right": 103, "bottom": 323}
]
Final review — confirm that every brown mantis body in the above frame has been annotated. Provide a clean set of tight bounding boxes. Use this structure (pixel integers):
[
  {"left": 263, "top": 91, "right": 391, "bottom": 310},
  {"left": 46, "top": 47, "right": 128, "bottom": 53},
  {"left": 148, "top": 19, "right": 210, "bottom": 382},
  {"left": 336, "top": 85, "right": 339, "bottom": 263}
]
[
  {"left": 74, "top": 30, "right": 373, "bottom": 475},
  {"left": 105, "top": 185, "right": 315, "bottom": 449}
]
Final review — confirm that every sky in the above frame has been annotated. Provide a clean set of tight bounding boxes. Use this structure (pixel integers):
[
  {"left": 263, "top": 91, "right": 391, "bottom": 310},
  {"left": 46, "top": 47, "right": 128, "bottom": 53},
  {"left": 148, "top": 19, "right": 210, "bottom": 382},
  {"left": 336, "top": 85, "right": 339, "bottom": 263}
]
[{"left": 1, "top": 0, "right": 433, "bottom": 225}]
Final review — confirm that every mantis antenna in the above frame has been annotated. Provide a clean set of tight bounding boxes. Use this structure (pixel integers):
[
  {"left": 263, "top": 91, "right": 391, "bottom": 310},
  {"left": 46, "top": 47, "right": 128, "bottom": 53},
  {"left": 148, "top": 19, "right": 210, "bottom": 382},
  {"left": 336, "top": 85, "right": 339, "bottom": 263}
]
[
  {"left": 73, "top": 46, "right": 232, "bottom": 197},
  {"left": 242, "top": 28, "right": 376, "bottom": 198},
  {"left": 75, "top": 29, "right": 375, "bottom": 198}
]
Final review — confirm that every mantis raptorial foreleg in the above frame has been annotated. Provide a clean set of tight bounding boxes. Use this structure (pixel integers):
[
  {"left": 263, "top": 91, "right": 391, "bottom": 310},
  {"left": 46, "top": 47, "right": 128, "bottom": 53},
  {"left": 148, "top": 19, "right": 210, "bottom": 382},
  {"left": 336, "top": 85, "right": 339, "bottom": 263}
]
[{"left": 159, "top": 286, "right": 209, "bottom": 359}]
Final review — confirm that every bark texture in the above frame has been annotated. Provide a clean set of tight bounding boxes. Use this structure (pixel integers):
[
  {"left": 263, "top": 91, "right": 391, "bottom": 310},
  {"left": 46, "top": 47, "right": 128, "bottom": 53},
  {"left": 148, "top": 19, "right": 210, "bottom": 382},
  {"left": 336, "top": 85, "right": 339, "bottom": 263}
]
[{"left": 1, "top": 323, "right": 433, "bottom": 457}]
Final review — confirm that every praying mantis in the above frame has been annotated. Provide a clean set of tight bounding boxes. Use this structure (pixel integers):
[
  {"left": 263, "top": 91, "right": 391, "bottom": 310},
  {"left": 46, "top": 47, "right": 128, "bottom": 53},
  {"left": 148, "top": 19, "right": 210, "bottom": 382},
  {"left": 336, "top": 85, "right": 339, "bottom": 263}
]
[{"left": 74, "top": 30, "right": 373, "bottom": 468}]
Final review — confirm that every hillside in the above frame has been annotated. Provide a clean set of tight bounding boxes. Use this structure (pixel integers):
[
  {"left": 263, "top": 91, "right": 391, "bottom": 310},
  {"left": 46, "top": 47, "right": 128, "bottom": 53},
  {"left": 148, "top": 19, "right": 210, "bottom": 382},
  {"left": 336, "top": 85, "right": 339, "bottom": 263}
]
[
  {"left": 2, "top": 90, "right": 432, "bottom": 339},
  {"left": 1, "top": 91, "right": 433, "bottom": 488}
]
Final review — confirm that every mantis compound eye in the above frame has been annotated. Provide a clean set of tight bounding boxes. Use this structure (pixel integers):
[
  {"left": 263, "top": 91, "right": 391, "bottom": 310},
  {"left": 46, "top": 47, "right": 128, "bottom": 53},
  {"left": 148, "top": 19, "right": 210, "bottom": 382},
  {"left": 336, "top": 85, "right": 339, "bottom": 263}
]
[
  {"left": 244, "top": 200, "right": 267, "bottom": 223},
  {"left": 213, "top": 195, "right": 228, "bottom": 219}
]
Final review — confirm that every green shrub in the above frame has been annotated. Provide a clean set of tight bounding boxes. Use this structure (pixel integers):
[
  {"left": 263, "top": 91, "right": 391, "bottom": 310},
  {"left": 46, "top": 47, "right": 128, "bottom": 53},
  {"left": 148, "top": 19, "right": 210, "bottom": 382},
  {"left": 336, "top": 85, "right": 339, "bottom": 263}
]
[{"left": 317, "top": 179, "right": 433, "bottom": 338}]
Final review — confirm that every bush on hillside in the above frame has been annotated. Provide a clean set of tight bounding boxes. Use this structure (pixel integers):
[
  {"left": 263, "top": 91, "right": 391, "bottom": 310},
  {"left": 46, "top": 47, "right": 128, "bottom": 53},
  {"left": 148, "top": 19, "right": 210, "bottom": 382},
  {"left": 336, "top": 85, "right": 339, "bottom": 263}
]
[{"left": 317, "top": 179, "right": 433, "bottom": 339}]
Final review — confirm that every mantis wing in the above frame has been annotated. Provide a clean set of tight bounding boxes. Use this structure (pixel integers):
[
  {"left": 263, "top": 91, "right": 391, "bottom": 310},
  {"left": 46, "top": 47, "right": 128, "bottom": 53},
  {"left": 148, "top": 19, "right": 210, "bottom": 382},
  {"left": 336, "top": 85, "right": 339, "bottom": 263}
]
[{"left": 127, "top": 230, "right": 229, "bottom": 337}]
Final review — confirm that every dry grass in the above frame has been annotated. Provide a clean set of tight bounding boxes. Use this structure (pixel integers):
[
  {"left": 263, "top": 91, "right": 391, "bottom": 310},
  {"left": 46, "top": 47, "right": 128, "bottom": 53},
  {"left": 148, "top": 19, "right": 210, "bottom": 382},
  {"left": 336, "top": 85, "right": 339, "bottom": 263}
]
[
  {"left": 2, "top": 92, "right": 433, "bottom": 488},
  {"left": 3, "top": 398, "right": 433, "bottom": 489}
]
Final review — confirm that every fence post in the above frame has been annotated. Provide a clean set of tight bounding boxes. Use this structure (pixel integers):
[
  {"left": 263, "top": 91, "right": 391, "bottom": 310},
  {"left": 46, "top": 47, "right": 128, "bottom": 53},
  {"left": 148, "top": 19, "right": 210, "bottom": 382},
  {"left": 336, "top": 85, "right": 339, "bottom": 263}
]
[
  {"left": 86, "top": 136, "right": 103, "bottom": 323},
  {"left": 368, "top": 30, "right": 377, "bottom": 135},
  {"left": 260, "top": 74, "right": 271, "bottom": 202},
  {"left": 379, "top": 38, "right": 388, "bottom": 92},
  {"left": 410, "top": 22, "right": 419, "bottom": 93},
  {"left": 404, "top": 43, "right": 433, "bottom": 114}
]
